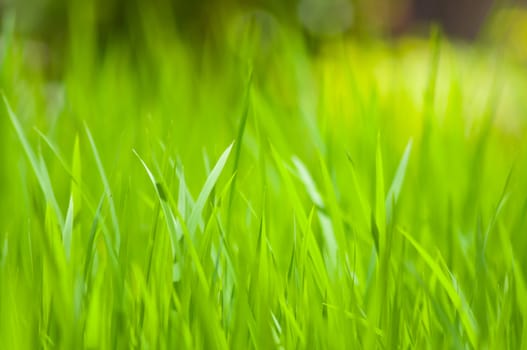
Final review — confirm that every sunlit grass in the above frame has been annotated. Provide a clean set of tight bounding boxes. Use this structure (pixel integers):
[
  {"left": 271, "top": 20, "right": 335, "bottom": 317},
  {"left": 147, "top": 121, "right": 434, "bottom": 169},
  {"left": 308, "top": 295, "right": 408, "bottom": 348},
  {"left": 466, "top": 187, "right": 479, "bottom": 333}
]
[{"left": 1, "top": 6, "right": 527, "bottom": 349}]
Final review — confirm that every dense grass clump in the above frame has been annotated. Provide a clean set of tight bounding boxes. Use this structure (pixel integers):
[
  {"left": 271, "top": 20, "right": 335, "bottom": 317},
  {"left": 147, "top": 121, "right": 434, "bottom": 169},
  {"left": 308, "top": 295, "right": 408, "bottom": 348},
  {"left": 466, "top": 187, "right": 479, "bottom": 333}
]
[{"left": 1, "top": 7, "right": 527, "bottom": 349}]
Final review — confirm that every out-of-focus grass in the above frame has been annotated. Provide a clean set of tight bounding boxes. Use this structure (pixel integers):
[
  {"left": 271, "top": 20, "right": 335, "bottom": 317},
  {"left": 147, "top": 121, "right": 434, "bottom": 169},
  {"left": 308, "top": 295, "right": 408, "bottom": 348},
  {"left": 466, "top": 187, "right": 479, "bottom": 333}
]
[{"left": 1, "top": 4, "right": 527, "bottom": 349}]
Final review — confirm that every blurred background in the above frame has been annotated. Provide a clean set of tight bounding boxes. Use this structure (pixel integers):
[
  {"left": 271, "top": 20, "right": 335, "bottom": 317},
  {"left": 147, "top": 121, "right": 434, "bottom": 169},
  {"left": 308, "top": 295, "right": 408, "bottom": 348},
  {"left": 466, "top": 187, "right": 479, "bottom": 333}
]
[
  {"left": 0, "top": 0, "right": 525, "bottom": 51},
  {"left": 1, "top": 0, "right": 527, "bottom": 85},
  {"left": 0, "top": 0, "right": 510, "bottom": 40},
  {"left": 1, "top": 0, "right": 527, "bottom": 93}
]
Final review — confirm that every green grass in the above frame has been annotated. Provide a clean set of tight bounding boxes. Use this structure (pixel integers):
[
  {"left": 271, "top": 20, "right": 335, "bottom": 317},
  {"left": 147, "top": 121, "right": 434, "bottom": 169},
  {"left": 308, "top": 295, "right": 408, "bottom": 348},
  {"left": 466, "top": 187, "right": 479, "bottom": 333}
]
[{"left": 2, "top": 6, "right": 527, "bottom": 349}]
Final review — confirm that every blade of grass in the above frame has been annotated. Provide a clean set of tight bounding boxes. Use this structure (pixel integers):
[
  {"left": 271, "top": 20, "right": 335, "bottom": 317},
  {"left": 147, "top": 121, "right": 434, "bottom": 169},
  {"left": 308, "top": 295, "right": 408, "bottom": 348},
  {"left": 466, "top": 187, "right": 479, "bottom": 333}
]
[
  {"left": 3, "top": 94, "right": 64, "bottom": 228},
  {"left": 187, "top": 142, "right": 234, "bottom": 236},
  {"left": 400, "top": 228, "right": 479, "bottom": 347},
  {"left": 385, "top": 139, "right": 413, "bottom": 226},
  {"left": 227, "top": 70, "right": 253, "bottom": 223},
  {"left": 63, "top": 196, "right": 74, "bottom": 260},
  {"left": 133, "top": 150, "right": 179, "bottom": 256},
  {"left": 373, "top": 135, "right": 386, "bottom": 256},
  {"left": 85, "top": 123, "right": 120, "bottom": 255}
]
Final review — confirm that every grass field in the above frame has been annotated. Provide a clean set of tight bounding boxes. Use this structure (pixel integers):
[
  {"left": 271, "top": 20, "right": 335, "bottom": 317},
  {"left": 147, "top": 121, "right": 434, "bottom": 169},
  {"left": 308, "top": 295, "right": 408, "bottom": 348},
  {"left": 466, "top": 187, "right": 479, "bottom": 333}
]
[{"left": 2, "top": 6, "right": 527, "bottom": 349}]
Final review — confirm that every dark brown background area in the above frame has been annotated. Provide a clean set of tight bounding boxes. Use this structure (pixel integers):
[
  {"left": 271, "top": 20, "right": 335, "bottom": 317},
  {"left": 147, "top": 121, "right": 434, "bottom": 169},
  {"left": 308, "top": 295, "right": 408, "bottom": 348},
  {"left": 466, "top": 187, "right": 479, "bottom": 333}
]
[{"left": 412, "top": 0, "right": 495, "bottom": 39}]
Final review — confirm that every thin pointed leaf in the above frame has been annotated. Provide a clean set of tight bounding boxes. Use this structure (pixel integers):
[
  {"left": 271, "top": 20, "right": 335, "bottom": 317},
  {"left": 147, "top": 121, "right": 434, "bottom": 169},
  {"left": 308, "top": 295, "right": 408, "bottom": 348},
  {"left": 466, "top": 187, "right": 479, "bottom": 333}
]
[{"left": 188, "top": 142, "right": 234, "bottom": 235}]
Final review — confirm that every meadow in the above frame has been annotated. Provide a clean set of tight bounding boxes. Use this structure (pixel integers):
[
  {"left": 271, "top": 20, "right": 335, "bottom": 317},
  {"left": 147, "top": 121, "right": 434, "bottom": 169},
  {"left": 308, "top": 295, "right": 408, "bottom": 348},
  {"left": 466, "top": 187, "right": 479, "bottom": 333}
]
[{"left": 1, "top": 6, "right": 527, "bottom": 349}]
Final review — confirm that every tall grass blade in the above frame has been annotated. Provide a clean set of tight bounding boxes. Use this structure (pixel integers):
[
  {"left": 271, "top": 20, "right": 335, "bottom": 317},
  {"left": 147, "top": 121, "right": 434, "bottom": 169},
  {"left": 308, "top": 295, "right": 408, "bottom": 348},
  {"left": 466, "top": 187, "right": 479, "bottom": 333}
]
[
  {"left": 385, "top": 139, "right": 413, "bottom": 225},
  {"left": 3, "top": 95, "right": 64, "bottom": 228},
  {"left": 188, "top": 142, "right": 234, "bottom": 236},
  {"left": 84, "top": 123, "right": 120, "bottom": 254},
  {"left": 400, "top": 228, "right": 479, "bottom": 347}
]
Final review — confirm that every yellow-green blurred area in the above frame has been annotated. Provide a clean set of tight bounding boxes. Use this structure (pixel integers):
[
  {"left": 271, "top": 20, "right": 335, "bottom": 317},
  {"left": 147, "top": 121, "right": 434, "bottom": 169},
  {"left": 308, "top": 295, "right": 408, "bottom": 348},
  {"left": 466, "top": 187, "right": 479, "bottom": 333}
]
[{"left": 2, "top": 1, "right": 527, "bottom": 162}]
